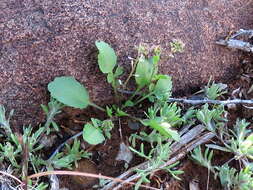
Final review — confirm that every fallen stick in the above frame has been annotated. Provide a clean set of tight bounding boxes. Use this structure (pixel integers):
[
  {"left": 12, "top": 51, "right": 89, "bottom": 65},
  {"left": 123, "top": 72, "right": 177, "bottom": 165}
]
[
  {"left": 118, "top": 89, "right": 253, "bottom": 105},
  {"left": 168, "top": 98, "right": 253, "bottom": 105},
  {"left": 216, "top": 39, "right": 253, "bottom": 53},
  {"left": 216, "top": 29, "right": 253, "bottom": 53}
]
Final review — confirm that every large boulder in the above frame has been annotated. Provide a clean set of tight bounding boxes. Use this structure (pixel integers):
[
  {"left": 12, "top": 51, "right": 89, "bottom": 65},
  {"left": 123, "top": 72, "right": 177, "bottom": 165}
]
[{"left": 0, "top": 0, "right": 252, "bottom": 126}]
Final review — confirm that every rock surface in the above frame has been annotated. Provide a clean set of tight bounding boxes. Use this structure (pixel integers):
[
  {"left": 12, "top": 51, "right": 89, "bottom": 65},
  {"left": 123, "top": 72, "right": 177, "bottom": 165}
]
[{"left": 0, "top": 0, "right": 252, "bottom": 126}]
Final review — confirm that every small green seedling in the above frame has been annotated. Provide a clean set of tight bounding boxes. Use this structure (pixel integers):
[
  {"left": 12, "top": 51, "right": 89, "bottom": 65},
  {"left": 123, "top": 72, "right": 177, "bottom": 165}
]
[
  {"left": 218, "top": 165, "right": 253, "bottom": 190},
  {"left": 205, "top": 81, "right": 227, "bottom": 100},
  {"left": 96, "top": 41, "right": 123, "bottom": 95},
  {"left": 129, "top": 137, "right": 183, "bottom": 190},
  {"left": 170, "top": 40, "right": 185, "bottom": 53},
  {"left": 196, "top": 104, "right": 226, "bottom": 132},
  {"left": 206, "top": 119, "right": 253, "bottom": 160},
  {"left": 191, "top": 146, "right": 253, "bottom": 190},
  {"left": 83, "top": 118, "right": 114, "bottom": 145},
  {"left": 140, "top": 103, "right": 182, "bottom": 141},
  {"left": 0, "top": 103, "right": 90, "bottom": 189},
  {"left": 191, "top": 146, "right": 214, "bottom": 173},
  {"left": 49, "top": 139, "right": 91, "bottom": 169}
]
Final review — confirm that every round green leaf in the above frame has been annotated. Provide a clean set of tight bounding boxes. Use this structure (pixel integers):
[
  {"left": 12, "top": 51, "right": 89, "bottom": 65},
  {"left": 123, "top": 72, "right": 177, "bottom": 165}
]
[
  {"left": 96, "top": 41, "right": 117, "bottom": 74},
  {"left": 83, "top": 123, "right": 105, "bottom": 145},
  {"left": 48, "top": 76, "right": 89, "bottom": 109}
]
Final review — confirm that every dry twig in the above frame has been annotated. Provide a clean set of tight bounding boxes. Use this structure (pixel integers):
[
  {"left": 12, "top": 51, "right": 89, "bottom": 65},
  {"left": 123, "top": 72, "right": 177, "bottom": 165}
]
[
  {"left": 168, "top": 98, "right": 253, "bottom": 105},
  {"left": 0, "top": 171, "right": 24, "bottom": 186},
  {"left": 216, "top": 29, "right": 253, "bottom": 53},
  {"left": 28, "top": 170, "right": 159, "bottom": 190},
  {"left": 118, "top": 89, "right": 253, "bottom": 105}
]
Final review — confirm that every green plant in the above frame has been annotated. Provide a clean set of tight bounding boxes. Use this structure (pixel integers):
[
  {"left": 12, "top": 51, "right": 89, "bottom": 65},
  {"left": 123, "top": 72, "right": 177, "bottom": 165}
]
[
  {"left": 129, "top": 130, "right": 168, "bottom": 148},
  {"left": 131, "top": 47, "right": 174, "bottom": 105},
  {"left": 191, "top": 115, "right": 253, "bottom": 190},
  {"left": 129, "top": 136, "right": 183, "bottom": 190},
  {"left": 191, "top": 146, "right": 253, "bottom": 190},
  {"left": 96, "top": 41, "right": 123, "bottom": 96},
  {"left": 0, "top": 105, "right": 13, "bottom": 135},
  {"left": 139, "top": 102, "right": 182, "bottom": 141},
  {"left": 207, "top": 119, "right": 253, "bottom": 160},
  {"left": 204, "top": 81, "right": 227, "bottom": 100},
  {"left": 45, "top": 41, "right": 187, "bottom": 189},
  {"left": 216, "top": 164, "right": 253, "bottom": 190},
  {"left": 191, "top": 146, "right": 214, "bottom": 173},
  {"left": 196, "top": 104, "right": 226, "bottom": 132},
  {"left": 48, "top": 139, "right": 91, "bottom": 169},
  {"left": 48, "top": 41, "right": 180, "bottom": 145},
  {"left": 0, "top": 102, "right": 91, "bottom": 189},
  {"left": 40, "top": 98, "right": 64, "bottom": 135},
  {"left": 170, "top": 40, "right": 185, "bottom": 53},
  {"left": 83, "top": 118, "right": 114, "bottom": 145},
  {"left": 191, "top": 146, "right": 215, "bottom": 190}
]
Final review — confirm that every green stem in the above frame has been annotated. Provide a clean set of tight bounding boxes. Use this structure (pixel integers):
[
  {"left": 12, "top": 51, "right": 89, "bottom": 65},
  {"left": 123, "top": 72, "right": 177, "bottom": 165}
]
[
  {"left": 122, "top": 87, "right": 143, "bottom": 109},
  {"left": 89, "top": 102, "right": 106, "bottom": 112},
  {"left": 128, "top": 86, "right": 143, "bottom": 102},
  {"left": 134, "top": 91, "right": 154, "bottom": 106},
  {"left": 37, "top": 100, "right": 64, "bottom": 142},
  {"left": 112, "top": 77, "right": 120, "bottom": 104},
  {"left": 123, "top": 59, "right": 137, "bottom": 88},
  {"left": 125, "top": 113, "right": 142, "bottom": 122}
]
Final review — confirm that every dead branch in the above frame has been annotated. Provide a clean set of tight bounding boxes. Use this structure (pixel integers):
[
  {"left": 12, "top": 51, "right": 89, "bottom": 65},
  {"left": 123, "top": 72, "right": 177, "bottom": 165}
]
[
  {"left": 216, "top": 29, "right": 253, "bottom": 53},
  {"left": 216, "top": 39, "right": 253, "bottom": 53},
  {"left": 118, "top": 89, "right": 253, "bottom": 105},
  {"left": 0, "top": 171, "right": 24, "bottom": 186},
  {"left": 168, "top": 98, "right": 253, "bottom": 105}
]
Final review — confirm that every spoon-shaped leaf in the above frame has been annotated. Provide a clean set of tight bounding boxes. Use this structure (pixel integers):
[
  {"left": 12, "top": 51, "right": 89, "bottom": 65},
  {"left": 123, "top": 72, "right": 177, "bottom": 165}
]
[
  {"left": 135, "top": 56, "right": 154, "bottom": 88},
  {"left": 83, "top": 123, "right": 105, "bottom": 145},
  {"left": 96, "top": 41, "right": 117, "bottom": 74},
  {"left": 48, "top": 76, "right": 89, "bottom": 109}
]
